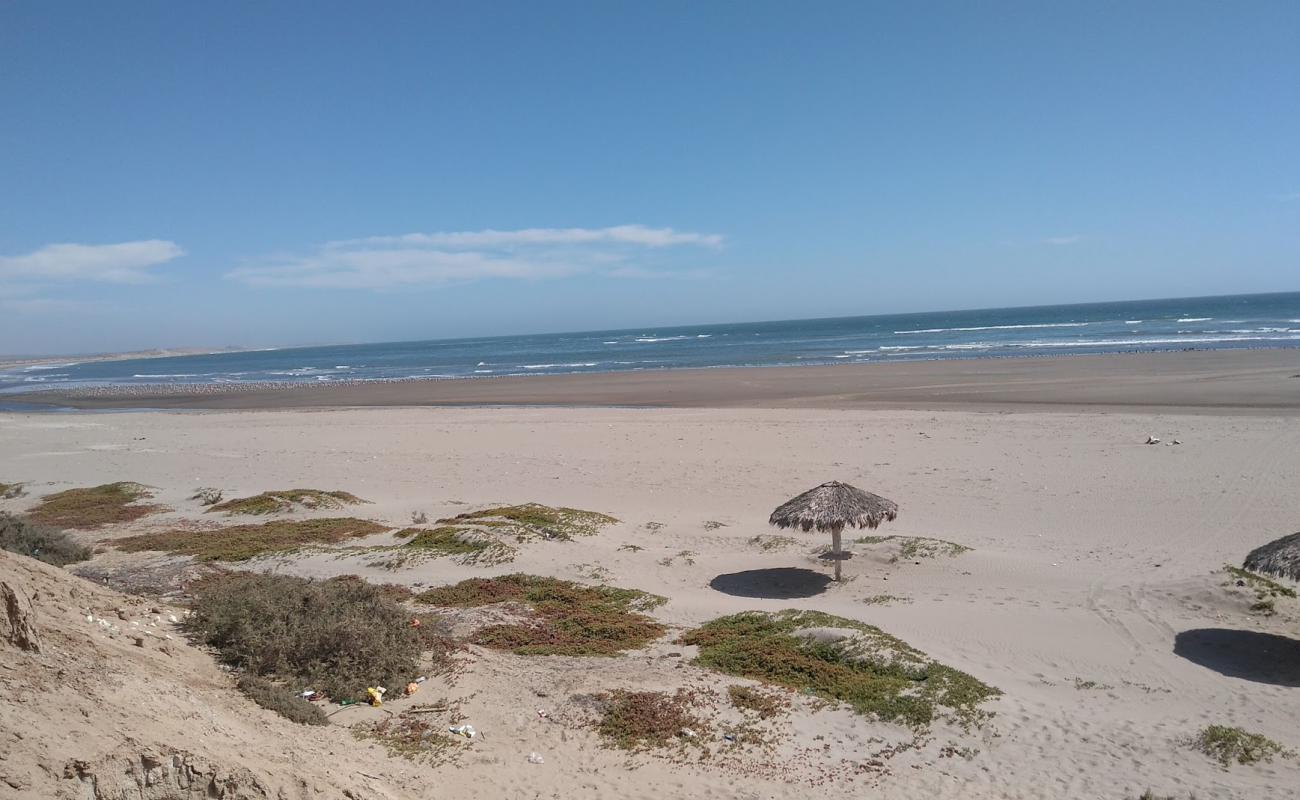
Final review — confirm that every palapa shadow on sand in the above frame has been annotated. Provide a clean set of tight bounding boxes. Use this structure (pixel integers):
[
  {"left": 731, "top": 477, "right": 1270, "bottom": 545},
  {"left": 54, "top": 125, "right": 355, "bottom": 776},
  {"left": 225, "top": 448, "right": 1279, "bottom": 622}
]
[
  {"left": 1173, "top": 628, "right": 1300, "bottom": 687},
  {"left": 709, "top": 567, "right": 832, "bottom": 599}
]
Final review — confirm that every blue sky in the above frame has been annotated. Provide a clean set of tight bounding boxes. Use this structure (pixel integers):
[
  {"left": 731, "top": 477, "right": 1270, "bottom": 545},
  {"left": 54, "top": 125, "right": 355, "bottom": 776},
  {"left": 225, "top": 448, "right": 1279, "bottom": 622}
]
[{"left": 2, "top": 1, "right": 1298, "bottom": 355}]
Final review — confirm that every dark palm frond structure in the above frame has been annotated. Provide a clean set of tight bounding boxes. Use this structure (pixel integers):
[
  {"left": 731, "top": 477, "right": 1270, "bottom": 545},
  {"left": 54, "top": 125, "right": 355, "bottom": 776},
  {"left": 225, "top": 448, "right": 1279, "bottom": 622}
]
[
  {"left": 769, "top": 480, "right": 898, "bottom": 581},
  {"left": 1244, "top": 532, "right": 1300, "bottom": 583}
]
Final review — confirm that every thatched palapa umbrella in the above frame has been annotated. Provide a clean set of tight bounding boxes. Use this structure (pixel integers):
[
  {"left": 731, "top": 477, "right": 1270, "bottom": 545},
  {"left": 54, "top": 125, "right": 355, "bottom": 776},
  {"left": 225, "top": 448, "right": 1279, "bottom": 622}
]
[
  {"left": 769, "top": 480, "right": 898, "bottom": 581},
  {"left": 1244, "top": 532, "right": 1300, "bottom": 583}
]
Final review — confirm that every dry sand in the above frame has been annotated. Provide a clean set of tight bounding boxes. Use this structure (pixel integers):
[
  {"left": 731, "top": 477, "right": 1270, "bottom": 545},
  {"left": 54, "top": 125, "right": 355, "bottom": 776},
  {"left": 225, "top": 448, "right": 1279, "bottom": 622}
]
[{"left": 3, "top": 398, "right": 1300, "bottom": 798}]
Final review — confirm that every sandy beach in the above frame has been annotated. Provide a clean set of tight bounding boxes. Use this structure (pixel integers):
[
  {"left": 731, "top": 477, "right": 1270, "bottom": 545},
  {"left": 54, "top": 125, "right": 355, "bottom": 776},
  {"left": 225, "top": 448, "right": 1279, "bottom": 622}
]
[{"left": 3, "top": 390, "right": 1299, "bottom": 798}]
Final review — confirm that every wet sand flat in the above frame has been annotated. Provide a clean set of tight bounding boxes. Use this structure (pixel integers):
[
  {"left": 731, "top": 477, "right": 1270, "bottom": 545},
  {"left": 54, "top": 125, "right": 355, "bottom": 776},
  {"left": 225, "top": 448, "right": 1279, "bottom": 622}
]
[{"left": 11, "top": 348, "right": 1300, "bottom": 413}]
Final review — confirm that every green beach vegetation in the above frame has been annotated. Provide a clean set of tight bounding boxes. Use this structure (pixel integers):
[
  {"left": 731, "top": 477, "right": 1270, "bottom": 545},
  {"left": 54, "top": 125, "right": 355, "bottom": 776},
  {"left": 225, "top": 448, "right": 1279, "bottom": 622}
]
[
  {"left": 748, "top": 534, "right": 800, "bottom": 551},
  {"left": 595, "top": 689, "right": 709, "bottom": 751},
  {"left": 416, "top": 574, "right": 665, "bottom": 656},
  {"left": 1190, "top": 724, "right": 1293, "bottom": 768},
  {"left": 235, "top": 674, "right": 329, "bottom": 726},
  {"left": 208, "top": 489, "right": 367, "bottom": 515},
  {"left": 727, "top": 684, "right": 789, "bottom": 719},
  {"left": 1223, "top": 564, "right": 1296, "bottom": 599},
  {"left": 117, "top": 517, "right": 387, "bottom": 561},
  {"left": 681, "top": 610, "right": 998, "bottom": 730},
  {"left": 363, "top": 503, "right": 618, "bottom": 569},
  {"left": 28, "top": 482, "right": 161, "bottom": 529},
  {"left": 853, "top": 534, "right": 972, "bottom": 561},
  {"left": 0, "top": 512, "right": 92, "bottom": 566},
  {"left": 437, "top": 503, "right": 618, "bottom": 542}
]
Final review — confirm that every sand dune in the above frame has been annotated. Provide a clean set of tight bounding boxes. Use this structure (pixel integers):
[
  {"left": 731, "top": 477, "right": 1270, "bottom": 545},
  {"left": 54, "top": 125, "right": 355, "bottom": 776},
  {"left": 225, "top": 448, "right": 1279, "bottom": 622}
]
[{"left": 2, "top": 404, "right": 1298, "bottom": 798}]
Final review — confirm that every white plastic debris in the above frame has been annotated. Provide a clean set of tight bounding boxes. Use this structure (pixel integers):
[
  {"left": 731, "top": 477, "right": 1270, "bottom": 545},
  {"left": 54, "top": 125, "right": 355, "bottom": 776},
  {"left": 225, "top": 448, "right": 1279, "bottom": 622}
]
[
  {"left": 527, "top": 752, "right": 544, "bottom": 764},
  {"left": 449, "top": 725, "right": 477, "bottom": 739}
]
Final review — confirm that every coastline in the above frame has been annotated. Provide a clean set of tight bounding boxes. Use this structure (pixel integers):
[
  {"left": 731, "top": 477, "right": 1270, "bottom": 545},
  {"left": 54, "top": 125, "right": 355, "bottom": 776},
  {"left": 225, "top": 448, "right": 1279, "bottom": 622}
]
[
  {"left": 7, "top": 348, "right": 1299, "bottom": 413},
  {"left": 0, "top": 346, "right": 258, "bottom": 372}
]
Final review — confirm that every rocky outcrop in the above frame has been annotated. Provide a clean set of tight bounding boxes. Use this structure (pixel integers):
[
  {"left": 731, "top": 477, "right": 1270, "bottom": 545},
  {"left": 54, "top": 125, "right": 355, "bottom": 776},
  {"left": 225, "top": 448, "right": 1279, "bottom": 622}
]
[
  {"left": 63, "top": 750, "right": 278, "bottom": 800},
  {"left": 2, "top": 579, "right": 40, "bottom": 652}
]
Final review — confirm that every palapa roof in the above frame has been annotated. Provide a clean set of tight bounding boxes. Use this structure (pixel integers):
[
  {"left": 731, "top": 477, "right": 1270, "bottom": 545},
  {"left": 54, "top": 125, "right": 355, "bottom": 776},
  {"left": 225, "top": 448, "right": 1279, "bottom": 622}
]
[
  {"left": 769, "top": 480, "right": 898, "bottom": 533},
  {"left": 1243, "top": 531, "right": 1300, "bottom": 583}
]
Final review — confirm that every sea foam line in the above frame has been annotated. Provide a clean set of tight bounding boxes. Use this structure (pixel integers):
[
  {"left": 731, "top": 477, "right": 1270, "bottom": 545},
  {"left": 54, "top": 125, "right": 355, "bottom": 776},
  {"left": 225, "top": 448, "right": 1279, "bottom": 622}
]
[
  {"left": 893, "top": 322, "right": 1091, "bottom": 334},
  {"left": 521, "top": 362, "right": 600, "bottom": 369}
]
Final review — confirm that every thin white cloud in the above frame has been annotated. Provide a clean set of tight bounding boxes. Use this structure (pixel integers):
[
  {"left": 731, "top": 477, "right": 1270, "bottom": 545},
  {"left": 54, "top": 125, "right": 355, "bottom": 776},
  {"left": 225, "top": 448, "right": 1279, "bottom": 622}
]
[
  {"left": 230, "top": 225, "right": 722, "bottom": 290},
  {"left": 1043, "top": 235, "right": 1082, "bottom": 246},
  {"left": 326, "top": 224, "right": 723, "bottom": 250},
  {"left": 229, "top": 249, "right": 579, "bottom": 289},
  {"left": 0, "top": 240, "right": 184, "bottom": 283}
]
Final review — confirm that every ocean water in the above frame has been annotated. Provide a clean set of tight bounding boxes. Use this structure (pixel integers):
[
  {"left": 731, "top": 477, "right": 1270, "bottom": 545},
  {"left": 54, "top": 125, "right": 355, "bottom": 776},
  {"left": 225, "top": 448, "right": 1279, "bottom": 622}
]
[{"left": 3, "top": 292, "right": 1298, "bottom": 393}]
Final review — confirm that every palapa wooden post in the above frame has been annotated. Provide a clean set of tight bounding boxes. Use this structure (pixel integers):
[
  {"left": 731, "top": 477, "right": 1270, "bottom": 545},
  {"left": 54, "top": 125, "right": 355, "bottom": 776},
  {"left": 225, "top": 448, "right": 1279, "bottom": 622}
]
[{"left": 831, "top": 524, "right": 844, "bottom": 582}]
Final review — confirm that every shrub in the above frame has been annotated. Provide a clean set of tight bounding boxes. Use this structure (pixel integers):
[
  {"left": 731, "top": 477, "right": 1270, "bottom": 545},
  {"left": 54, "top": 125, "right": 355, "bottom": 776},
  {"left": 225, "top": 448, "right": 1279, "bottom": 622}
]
[
  {"left": 0, "top": 512, "right": 92, "bottom": 566},
  {"left": 1191, "top": 725, "right": 1292, "bottom": 767},
  {"left": 0, "top": 482, "right": 26, "bottom": 499},
  {"left": 116, "top": 517, "right": 387, "bottom": 561},
  {"left": 27, "top": 482, "right": 160, "bottom": 529},
  {"left": 417, "top": 574, "right": 665, "bottom": 656},
  {"left": 331, "top": 573, "right": 416, "bottom": 602},
  {"left": 184, "top": 572, "right": 447, "bottom": 700},
  {"left": 235, "top": 674, "right": 328, "bottom": 725}
]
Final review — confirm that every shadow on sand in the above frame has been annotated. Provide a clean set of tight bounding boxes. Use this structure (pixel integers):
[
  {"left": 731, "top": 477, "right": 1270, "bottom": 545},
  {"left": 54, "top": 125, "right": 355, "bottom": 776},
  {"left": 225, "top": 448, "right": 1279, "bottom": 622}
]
[
  {"left": 709, "top": 567, "right": 832, "bottom": 599},
  {"left": 1173, "top": 628, "right": 1300, "bottom": 687}
]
